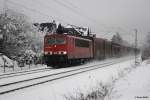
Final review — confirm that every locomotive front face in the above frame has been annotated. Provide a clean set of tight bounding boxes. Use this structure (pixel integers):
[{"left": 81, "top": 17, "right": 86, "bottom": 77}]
[
  {"left": 44, "top": 34, "right": 68, "bottom": 65},
  {"left": 44, "top": 34, "right": 67, "bottom": 55}
]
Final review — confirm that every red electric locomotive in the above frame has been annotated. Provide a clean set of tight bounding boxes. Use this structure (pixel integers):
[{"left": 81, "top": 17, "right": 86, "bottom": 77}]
[{"left": 44, "top": 34, "right": 93, "bottom": 66}]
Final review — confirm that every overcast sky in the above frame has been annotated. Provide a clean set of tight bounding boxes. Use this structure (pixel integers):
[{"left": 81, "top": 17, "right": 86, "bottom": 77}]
[{"left": 0, "top": 0, "right": 150, "bottom": 45}]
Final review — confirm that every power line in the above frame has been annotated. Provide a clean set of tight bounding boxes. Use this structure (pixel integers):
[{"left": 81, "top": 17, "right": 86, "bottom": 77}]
[
  {"left": 6, "top": 0, "right": 126, "bottom": 35},
  {"left": 8, "top": 0, "right": 107, "bottom": 32},
  {"left": 8, "top": 1, "right": 52, "bottom": 18},
  {"left": 61, "top": 0, "right": 79, "bottom": 9},
  {"left": 61, "top": 0, "right": 135, "bottom": 34},
  {"left": 31, "top": 0, "right": 71, "bottom": 24},
  {"left": 62, "top": 0, "right": 97, "bottom": 22},
  {"left": 36, "top": 0, "right": 100, "bottom": 29},
  {"left": 51, "top": 0, "right": 115, "bottom": 32},
  {"left": 7, "top": 0, "right": 69, "bottom": 24},
  {"left": 52, "top": 0, "right": 98, "bottom": 24}
]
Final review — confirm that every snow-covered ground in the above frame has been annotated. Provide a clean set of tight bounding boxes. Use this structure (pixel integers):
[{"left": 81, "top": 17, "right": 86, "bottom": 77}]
[
  {"left": 0, "top": 56, "right": 131, "bottom": 83},
  {"left": 0, "top": 56, "right": 140, "bottom": 100},
  {"left": 109, "top": 60, "right": 150, "bottom": 100},
  {"left": 0, "top": 54, "right": 13, "bottom": 68},
  {"left": 0, "top": 54, "right": 47, "bottom": 74}
]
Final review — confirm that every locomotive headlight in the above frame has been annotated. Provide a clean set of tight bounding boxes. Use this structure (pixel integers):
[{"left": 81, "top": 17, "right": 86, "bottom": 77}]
[
  {"left": 44, "top": 51, "right": 53, "bottom": 55},
  {"left": 58, "top": 51, "right": 67, "bottom": 55},
  {"left": 44, "top": 51, "right": 48, "bottom": 55},
  {"left": 58, "top": 51, "right": 62, "bottom": 55},
  {"left": 49, "top": 51, "right": 53, "bottom": 55},
  {"left": 63, "top": 51, "right": 67, "bottom": 54}
]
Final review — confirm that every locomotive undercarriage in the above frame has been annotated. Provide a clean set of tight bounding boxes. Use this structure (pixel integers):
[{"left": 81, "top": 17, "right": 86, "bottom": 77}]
[
  {"left": 44, "top": 55, "right": 67, "bottom": 66},
  {"left": 44, "top": 55, "right": 91, "bottom": 67}
]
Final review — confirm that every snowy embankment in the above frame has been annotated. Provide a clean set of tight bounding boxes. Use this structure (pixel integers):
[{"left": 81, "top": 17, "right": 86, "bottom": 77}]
[
  {"left": 0, "top": 54, "right": 13, "bottom": 68},
  {"left": 107, "top": 60, "right": 150, "bottom": 100},
  {"left": 0, "top": 54, "right": 47, "bottom": 74},
  {"left": 0, "top": 56, "right": 139, "bottom": 100}
]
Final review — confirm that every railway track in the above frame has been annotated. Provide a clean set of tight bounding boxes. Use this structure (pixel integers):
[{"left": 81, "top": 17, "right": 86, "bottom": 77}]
[
  {"left": 0, "top": 57, "right": 133, "bottom": 95},
  {"left": 0, "top": 58, "right": 119, "bottom": 79},
  {"left": 0, "top": 67, "right": 52, "bottom": 79}
]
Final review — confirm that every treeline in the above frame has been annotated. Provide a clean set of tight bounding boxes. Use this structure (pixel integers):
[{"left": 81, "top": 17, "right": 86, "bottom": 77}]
[
  {"left": 141, "top": 33, "right": 150, "bottom": 60},
  {"left": 0, "top": 10, "right": 45, "bottom": 63}
]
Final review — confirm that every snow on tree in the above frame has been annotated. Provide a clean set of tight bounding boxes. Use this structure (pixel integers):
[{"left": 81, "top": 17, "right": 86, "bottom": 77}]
[
  {"left": 34, "top": 21, "right": 57, "bottom": 34},
  {"left": 111, "top": 32, "right": 123, "bottom": 44},
  {"left": 0, "top": 10, "right": 44, "bottom": 62}
]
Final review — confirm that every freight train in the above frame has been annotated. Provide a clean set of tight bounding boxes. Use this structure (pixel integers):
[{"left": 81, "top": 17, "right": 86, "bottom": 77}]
[{"left": 43, "top": 24, "right": 134, "bottom": 67}]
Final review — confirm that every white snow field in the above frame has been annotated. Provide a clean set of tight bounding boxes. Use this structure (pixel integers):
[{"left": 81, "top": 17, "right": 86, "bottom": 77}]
[
  {"left": 109, "top": 60, "right": 150, "bottom": 100},
  {"left": 0, "top": 54, "right": 47, "bottom": 74},
  {"left": 0, "top": 56, "right": 143, "bottom": 100},
  {"left": 0, "top": 54, "right": 13, "bottom": 68}
]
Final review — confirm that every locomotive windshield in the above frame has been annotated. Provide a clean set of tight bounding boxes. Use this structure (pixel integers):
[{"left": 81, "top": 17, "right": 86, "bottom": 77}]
[{"left": 47, "top": 37, "right": 65, "bottom": 45}]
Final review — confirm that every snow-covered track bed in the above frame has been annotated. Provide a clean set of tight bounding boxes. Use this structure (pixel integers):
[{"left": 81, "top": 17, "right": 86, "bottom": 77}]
[
  {"left": 0, "top": 57, "right": 131, "bottom": 95},
  {"left": 0, "top": 67, "right": 52, "bottom": 79}
]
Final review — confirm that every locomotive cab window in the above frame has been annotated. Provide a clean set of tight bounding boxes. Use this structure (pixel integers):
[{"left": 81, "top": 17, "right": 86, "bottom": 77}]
[
  {"left": 47, "top": 37, "right": 65, "bottom": 45},
  {"left": 75, "top": 39, "right": 90, "bottom": 48}
]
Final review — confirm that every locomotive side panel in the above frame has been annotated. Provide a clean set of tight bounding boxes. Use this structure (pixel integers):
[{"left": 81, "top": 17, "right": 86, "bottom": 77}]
[
  {"left": 66, "top": 36, "right": 74, "bottom": 59},
  {"left": 105, "top": 41, "right": 112, "bottom": 58},
  {"left": 67, "top": 36, "right": 93, "bottom": 60},
  {"left": 93, "top": 38, "right": 105, "bottom": 59}
]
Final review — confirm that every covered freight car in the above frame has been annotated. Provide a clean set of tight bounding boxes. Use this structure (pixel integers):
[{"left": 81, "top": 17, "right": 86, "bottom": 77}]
[
  {"left": 93, "top": 38, "right": 112, "bottom": 59},
  {"left": 92, "top": 38, "right": 124, "bottom": 59},
  {"left": 111, "top": 42, "right": 121, "bottom": 57}
]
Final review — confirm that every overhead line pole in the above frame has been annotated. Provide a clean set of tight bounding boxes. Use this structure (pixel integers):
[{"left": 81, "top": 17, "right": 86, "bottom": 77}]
[
  {"left": 3, "top": 0, "right": 7, "bottom": 19},
  {"left": 134, "top": 29, "right": 138, "bottom": 65},
  {"left": 2, "top": 0, "right": 9, "bottom": 71}
]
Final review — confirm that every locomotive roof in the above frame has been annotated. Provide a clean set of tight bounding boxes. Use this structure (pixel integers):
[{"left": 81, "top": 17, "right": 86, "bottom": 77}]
[{"left": 45, "top": 34, "right": 92, "bottom": 41}]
